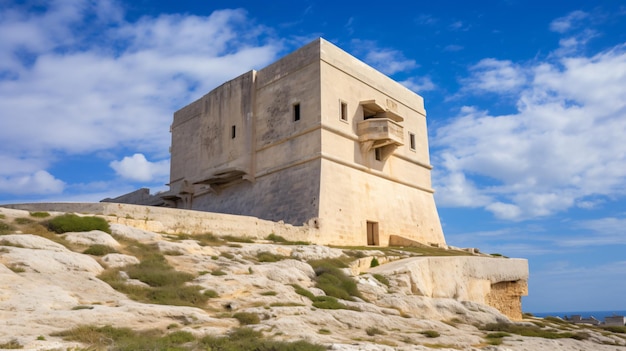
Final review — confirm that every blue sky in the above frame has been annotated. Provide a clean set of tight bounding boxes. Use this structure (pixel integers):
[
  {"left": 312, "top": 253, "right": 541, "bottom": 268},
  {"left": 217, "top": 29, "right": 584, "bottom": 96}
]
[{"left": 1, "top": 0, "right": 625, "bottom": 313}]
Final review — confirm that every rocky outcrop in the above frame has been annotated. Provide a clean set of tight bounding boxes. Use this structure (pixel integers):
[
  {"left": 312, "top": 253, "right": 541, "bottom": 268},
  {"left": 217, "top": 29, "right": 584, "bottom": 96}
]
[
  {"left": 370, "top": 256, "right": 528, "bottom": 320},
  {"left": 1, "top": 205, "right": 622, "bottom": 351}
]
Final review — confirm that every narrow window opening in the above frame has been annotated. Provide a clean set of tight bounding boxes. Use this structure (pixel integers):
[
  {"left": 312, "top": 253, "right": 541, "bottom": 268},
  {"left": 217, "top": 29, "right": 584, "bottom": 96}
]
[
  {"left": 409, "top": 132, "right": 416, "bottom": 150},
  {"left": 293, "top": 103, "right": 301, "bottom": 121},
  {"left": 375, "top": 148, "right": 382, "bottom": 161},
  {"left": 340, "top": 101, "right": 348, "bottom": 121},
  {"left": 231, "top": 125, "right": 236, "bottom": 139}
]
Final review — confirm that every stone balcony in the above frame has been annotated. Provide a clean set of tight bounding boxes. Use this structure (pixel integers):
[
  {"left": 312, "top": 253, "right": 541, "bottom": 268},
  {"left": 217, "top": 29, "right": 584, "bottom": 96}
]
[{"left": 357, "top": 118, "right": 404, "bottom": 149}]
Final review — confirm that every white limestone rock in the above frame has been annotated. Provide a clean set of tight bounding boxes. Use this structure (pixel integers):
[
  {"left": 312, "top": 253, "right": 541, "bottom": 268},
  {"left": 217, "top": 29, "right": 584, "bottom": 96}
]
[
  {"left": 156, "top": 240, "right": 220, "bottom": 256},
  {"left": 101, "top": 253, "right": 140, "bottom": 268},
  {"left": 1, "top": 246, "right": 104, "bottom": 275},
  {"left": 110, "top": 223, "right": 161, "bottom": 242},
  {"left": 0, "top": 234, "right": 69, "bottom": 252},
  {"left": 63, "top": 230, "right": 121, "bottom": 247},
  {"left": 251, "top": 259, "right": 316, "bottom": 284},
  {"left": 291, "top": 245, "right": 345, "bottom": 260}
]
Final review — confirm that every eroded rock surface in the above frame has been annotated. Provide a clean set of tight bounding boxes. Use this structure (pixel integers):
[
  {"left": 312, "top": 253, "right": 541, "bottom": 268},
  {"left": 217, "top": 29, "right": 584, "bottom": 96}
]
[{"left": 0, "top": 207, "right": 623, "bottom": 351}]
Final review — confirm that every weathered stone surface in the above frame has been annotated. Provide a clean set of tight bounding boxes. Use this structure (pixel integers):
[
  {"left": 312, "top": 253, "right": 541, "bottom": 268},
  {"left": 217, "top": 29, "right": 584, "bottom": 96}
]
[
  {"left": 1, "top": 206, "right": 621, "bottom": 351},
  {"left": 101, "top": 253, "right": 140, "bottom": 268},
  {"left": 156, "top": 240, "right": 220, "bottom": 256},
  {"left": 0, "top": 234, "right": 69, "bottom": 252},
  {"left": 110, "top": 223, "right": 162, "bottom": 241},
  {"left": 63, "top": 230, "right": 121, "bottom": 247},
  {"left": 370, "top": 256, "right": 529, "bottom": 320}
]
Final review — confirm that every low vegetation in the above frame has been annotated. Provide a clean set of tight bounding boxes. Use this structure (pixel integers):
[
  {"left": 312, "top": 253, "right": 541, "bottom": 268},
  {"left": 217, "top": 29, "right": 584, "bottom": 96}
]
[
  {"left": 256, "top": 251, "right": 287, "bottom": 262},
  {"left": 481, "top": 321, "right": 590, "bottom": 340},
  {"left": 291, "top": 284, "right": 359, "bottom": 311},
  {"left": 29, "top": 211, "right": 50, "bottom": 218},
  {"left": 233, "top": 312, "right": 261, "bottom": 325},
  {"left": 308, "top": 258, "right": 363, "bottom": 301},
  {"left": 266, "top": 233, "right": 310, "bottom": 245},
  {"left": 366, "top": 327, "right": 386, "bottom": 336},
  {"left": 0, "top": 220, "right": 14, "bottom": 235},
  {"left": 53, "top": 325, "right": 325, "bottom": 351},
  {"left": 222, "top": 235, "right": 254, "bottom": 243},
  {"left": 420, "top": 330, "right": 441, "bottom": 338},
  {"left": 46, "top": 214, "right": 111, "bottom": 234},
  {"left": 98, "top": 242, "right": 208, "bottom": 308},
  {"left": 0, "top": 338, "right": 22, "bottom": 349},
  {"left": 83, "top": 244, "right": 117, "bottom": 256},
  {"left": 14, "top": 217, "right": 35, "bottom": 225}
]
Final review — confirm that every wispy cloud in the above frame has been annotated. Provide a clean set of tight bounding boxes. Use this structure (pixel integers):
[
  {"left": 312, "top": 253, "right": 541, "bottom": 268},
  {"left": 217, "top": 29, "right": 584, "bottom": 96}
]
[
  {"left": 549, "top": 10, "right": 589, "bottom": 33},
  {"left": 400, "top": 77, "right": 436, "bottom": 93},
  {"left": 462, "top": 58, "right": 527, "bottom": 94},
  {"left": 0, "top": 1, "right": 281, "bottom": 199},
  {"left": 350, "top": 39, "right": 418, "bottom": 75},
  {"left": 433, "top": 18, "right": 626, "bottom": 220}
]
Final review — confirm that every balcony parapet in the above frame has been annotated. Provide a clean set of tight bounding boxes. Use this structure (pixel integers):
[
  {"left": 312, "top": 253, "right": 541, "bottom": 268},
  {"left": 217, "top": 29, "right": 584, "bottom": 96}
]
[{"left": 357, "top": 118, "right": 404, "bottom": 149}]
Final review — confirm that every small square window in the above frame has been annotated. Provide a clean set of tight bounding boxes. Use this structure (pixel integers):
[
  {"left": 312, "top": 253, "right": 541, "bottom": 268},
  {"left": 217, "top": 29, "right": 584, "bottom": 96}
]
[
  {"left": 293, "top": 103, "right": 301, "bottom": 121},
  {"left": 231, "top": 125, "right": 236, "bottom": 139},
  {"left": 409, "top": 132, "right": 416, "bottom": 150},
  {"left": 340, "top": 101, "right": 348, "bottom": 121}
]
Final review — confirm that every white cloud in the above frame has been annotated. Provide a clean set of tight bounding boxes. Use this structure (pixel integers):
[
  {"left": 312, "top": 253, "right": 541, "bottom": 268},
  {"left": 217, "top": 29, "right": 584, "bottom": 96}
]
[
  {"left": 549, "top": 11, "right": 588, "bottom": 33},
  {"left": 463, "top": 58, "right": 527, "bottom": 94},
  {"left": 351, "top": 40, "right": 417, "bottom": 75},
  {"left": 0, "top": 170, "right": 65, "bottom": 195},
  {"left": 434, "top": 43, "right": 626, "bottom": 220},
  {"left": 555, "top": 217, "right": 626, "bottom": 247},
  {"left": 400, "top": 77, "right": 436, "bottom": 92},
  {"left": 110, "top": 153, "right": 169, "bottom": 182},
  {"left": 0, "top": 1, "right": 282, "bottom": 198}
]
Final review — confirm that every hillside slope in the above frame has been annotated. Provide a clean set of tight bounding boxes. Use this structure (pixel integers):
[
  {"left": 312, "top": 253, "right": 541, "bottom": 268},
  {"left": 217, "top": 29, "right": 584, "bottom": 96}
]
[{"left": 0, "top": 207, "right": 624, "bottom": 350}]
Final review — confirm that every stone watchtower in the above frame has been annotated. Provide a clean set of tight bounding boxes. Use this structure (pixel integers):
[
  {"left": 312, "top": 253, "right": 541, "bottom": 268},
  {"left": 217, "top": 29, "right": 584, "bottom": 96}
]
[{"left": 163, "top": 38, "right": 445, "bottom": 247}]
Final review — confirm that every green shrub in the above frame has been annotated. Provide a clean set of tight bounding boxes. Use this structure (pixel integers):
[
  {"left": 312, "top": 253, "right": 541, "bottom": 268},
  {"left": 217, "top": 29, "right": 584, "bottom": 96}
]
[
  {"left": 222, "top": 235, "right": 254, "bottom": 243},
  {"left": 211, "top": 269, "right": 227, "bottom": 276},
  {"left": 8, "top": 264, "right": 26, "bottom": 273},
  {"left": 221, "top": 252, "right": 234, "bottom": 259},
  {"left": 199, "top": 327, "right": 325, "bottom": 351},
  {"left": 0, "top": 339, "right": 22, "bottom": 349},
  {"left": 270, "top": 302, "right": 305, "bottom": 307},
  {"left": 260, "top": 291, "right": 277, "bottom": 296},
  {"left": 602, "top": 325, "right": 626, "bottom": 334},
  {"left": 14, "top": 217, "right": 35, "bottom": 225},
  {"left": 0, "top": 221, "right": 14, "bottom": 235},
  {"left": 421, "top": 330, "right": 440, "bottom": 338},
  {"left": 256, "top": 251, "right": 287, "bottom": 262},
  {"left": 372, "top": 273, "right": 390, "bottom": 287},
  {"left": 318, "top": 328, "right": 331, "bottom": 335},
  {"left": 83, "top": 244, "right": 117, "bottom": 256},
  {"left": 292, "top": 284, "right": 315, "bottom": 300},
  {"left": 52, "top": 325, "right": 195, "bottom": 350},
  {"left": 98, "top": 246, "right": 207, "bottom": 308},
  {"left": 311, "top": 295, "right": 356, "bottom": 310},
  {"left": 266, "top": 233, "right": 288, "bottom": 243},
  {"left": 370, "top": 257, "right": 380, "bottom": 267},
  {"left": 309, "top": 259, "right": 362, "bottom": 301},
  {"left": 233, "top": 312, "right": 260, "bottom": 325},
  {"left": 481, "top": 322, "right": 588, "bottom": 340},
  {"left": 366, "top": 327, "right": 385, "bottom": 336},
  {"left": 486, "top": 332, "right": 511, "bottom": 339},
  {"left": 266, "top": 233, "right": 309, "bottom": 245},
  {"left": 203, "top": 289, "right": 219, "bottom": 298},
  {"left": 30, "top": 211, "right": 50, "bottom": 218},
  {"left": 47, "top": 214, "right": 110, "bottom": 234}
]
